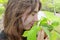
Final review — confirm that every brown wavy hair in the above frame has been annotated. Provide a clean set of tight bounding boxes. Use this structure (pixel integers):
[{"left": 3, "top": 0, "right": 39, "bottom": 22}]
[{"left": 4, "top": 0, "right": 41, "bottom": 40}]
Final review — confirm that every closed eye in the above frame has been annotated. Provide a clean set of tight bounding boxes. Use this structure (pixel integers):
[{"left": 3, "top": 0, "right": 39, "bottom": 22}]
[{"left": 32, "top": 11, "right": 37, "bottom": 16}]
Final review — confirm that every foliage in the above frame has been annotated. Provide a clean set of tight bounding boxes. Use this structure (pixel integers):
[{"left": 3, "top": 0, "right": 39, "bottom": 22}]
[
  {"left": 43, "top": 11, "right": 60, "bottom": 24},
  {"left": 0, "top": 0, "right": 8, "bottom": 19},
  {"left": 40, "top": 0, "right": 60, "bottom": 13},
  {"left": 23, "top": 22, "right": 42, "bottom": 40},
  {"left": 40, "top": 17, "right": 59, "bottom": 40},
  {"left": 0, "top": 6, "right": 5, "bottom": 19},
  {"left": 0, "top": 0, "right": 8, "bottom": 4},
  {"left": 23, "top": 11, "right": 60, "bottom": 40}
]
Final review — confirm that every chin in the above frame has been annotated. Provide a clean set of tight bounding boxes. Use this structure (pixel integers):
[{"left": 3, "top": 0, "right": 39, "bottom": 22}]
[{"left": 24, "top": 22, "right": 34, "bottom": 30}]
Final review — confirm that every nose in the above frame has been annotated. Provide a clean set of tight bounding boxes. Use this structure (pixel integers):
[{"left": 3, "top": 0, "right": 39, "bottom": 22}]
[{"left": 33, "top": 14, "right": 38, "bottom": 22}]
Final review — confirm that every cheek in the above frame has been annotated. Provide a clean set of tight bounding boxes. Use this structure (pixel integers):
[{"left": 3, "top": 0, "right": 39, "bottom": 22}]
[
  {"left": 23, "top": 15, "right": 34, "bottom": 26},
  {"left": 23, "top": 15, "right": 34, "bottom": 30},
  {"left": 22, "top": 14, "right": 38, "bottom": 30},
  {"left": 23, "top": 21, "right": 34, "bottom": 30},
  {"left": 33, "top": 14, "right": 38, "bottom": 22}
]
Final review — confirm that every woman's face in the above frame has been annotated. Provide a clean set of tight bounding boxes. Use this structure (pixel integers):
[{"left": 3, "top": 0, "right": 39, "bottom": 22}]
[
  {"left": 22, "top": 2, "right": 40, "bottom": 30},
  {"left": 22, "top": 12, "right": 38, "bottom": 30}
]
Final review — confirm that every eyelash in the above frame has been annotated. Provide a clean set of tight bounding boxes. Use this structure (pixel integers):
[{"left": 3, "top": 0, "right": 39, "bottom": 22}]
[{"left": 32, "top": 11, "right": 37, "bottom": 16}]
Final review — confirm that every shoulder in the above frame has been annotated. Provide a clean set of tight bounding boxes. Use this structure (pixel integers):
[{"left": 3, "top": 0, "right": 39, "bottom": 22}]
[
  {"left": 37, "top": 11, "right": 46, "bottom": 20},
  {"left": 0, "top": 31, "right": 8, "bottom": 40}
]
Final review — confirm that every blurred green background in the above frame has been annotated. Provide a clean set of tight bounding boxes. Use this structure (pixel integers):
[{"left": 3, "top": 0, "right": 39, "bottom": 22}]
[
  {"left": 41, "top": 0, "right": 60, "bottom": 13},
  {"left": 0, "top": 0, "right": 60, "bottom": 19},
  {"left": 0, "top": 0, "right": 8, "bottom": 19}
]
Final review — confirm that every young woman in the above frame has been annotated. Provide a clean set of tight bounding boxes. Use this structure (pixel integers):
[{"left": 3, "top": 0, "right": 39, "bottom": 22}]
[{"left": 0, "top": 0, "right": 43, "bottom": 40}]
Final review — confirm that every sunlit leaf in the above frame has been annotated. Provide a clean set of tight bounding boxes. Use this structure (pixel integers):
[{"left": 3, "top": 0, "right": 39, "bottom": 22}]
[
  {"left": 22, "top": 31, "right": 28, "bottom": 37},
  {"left": 23, "top": 22, "right": 41, "bottom": 40},
  {"left": 0, "top": 0, "right": 8, "bottom": 4},
  {"left": 40, "top": 17, "right": 48, "bottom": 26},
  {"left": 51, "top": 21, "right": 59, "bottom": 28},
  {"left": 51, "top": 31, "right": 58, "bottom": 40}
]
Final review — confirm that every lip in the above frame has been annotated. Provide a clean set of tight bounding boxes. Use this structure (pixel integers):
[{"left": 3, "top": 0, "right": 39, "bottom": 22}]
[{"left": 30, "top": 21, "right": 34, "bottom": 25}]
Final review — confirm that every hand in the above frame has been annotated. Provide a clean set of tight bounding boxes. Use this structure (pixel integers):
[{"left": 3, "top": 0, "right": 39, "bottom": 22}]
[{"left": 37, "top": 30, "right": 48, "bottom": 40}]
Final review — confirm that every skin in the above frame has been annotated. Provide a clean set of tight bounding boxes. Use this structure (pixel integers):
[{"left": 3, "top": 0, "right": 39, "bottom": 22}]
[
  {"left": 22, "top": 12, "right": 38, "bottom": 30},
  {"left": 21, "top": 0, "right": 39, "bottom": 30}
]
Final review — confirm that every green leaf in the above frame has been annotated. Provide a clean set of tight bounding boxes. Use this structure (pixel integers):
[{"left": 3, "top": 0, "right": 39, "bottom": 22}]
[
  {"left": 22, "top": 22, "right": 41, "bottom": 40},
  {"left": 0, "top": 0, "right": 8, "bottom": 4},
  {"left": 51, "top": 21, "right": 59, "bottom": 28},
  {"left": 40, "top": 17, "right": 48, "bottom": 26},
  {"left": 48, "top": 25, "right": 53, "bottom": 31},
  {"left": 22, "top": 31, "right": 28, "bottom": 37},
  {"left": 50, "top": 31, "right": 58, "bottom": 40},
  {"left": 43, "top": 11, "right": 60, "bottom": 24}
]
